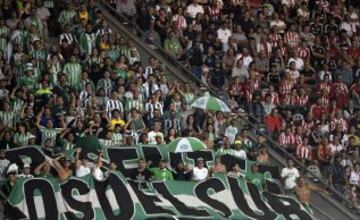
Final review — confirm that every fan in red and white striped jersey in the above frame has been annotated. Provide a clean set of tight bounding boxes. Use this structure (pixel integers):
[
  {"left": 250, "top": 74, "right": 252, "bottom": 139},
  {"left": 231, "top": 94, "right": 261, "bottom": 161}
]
[
  {"left": 284, "top": 24, "right": 301, "bottom": 48},
  {"left": 296, "top": 137, "right": 312, "bottom": 161},
  {"left": 279, "top": 127, "right": 296, "bottom": 146},
  {"left": 330, "top": 110, "right": 348, "bottom": 132}
]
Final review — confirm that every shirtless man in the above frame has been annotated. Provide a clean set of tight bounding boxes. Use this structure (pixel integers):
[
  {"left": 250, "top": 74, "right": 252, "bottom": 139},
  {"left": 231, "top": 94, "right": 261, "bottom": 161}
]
[
  {"left": 294, "top": 176, "right": 326, "bottom": 214},
  {"left": 210, "top": 156, "right": 226, "bottom": 175}
]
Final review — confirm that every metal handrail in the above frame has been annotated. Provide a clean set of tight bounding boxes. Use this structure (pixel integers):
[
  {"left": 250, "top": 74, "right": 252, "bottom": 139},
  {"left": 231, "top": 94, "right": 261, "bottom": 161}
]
[{"left": 96, "top": 0, "right": 357, "bottom": 214}]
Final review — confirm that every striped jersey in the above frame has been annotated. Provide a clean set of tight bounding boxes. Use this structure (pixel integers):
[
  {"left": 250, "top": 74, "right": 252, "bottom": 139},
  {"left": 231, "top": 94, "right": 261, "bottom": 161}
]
[
  {"left": 145, "top": 102, "right": 163, "bottom": 118},
  {"left": 125, "top": 98, "right": 144, "bottom": 112},
  {"left": 11, "top": 98, "right": 24, "bottom": 123},
  {"left": 296, "top": 144, "right": 312, "bottom": 160},
  {"left": 216, "top": 147, "right": 235, "bottom": 156},
  {"left": 63, "top": 62, "right": 82, "bottom": 87},
  {"left": 0, "top": 26, "right": 9, "bottom": 54},
  {"left": 43, "top": 0, "right": 55, "bottom": 8},
  {"left": 14, "top": 132, "right": 32, "bottom": 147},
  {"left": 97, "top": 79, "right": 113, "bottom": 97},
  {"left": 99, "top": 139, "right": 114, "bottom": 148},
  {"left": 278, "top": 132, "right": 296, "bottom": 145},
  {"left": 30, "top": 49, "right": 47, "bottom": 73},
  {"left": 58, "top": 10, "right": 77, "bottom": 27},
  {"left": 106, "top": 99, "right": 124, "bottom": 114},
  {"left": 11, "top": 29, "right": 28, "bottom": 47},
  {"left": 112, "top": 133, "right": 123, "bottom": 146},
  {"left": 39, "top": 126, "right": 62, "bottom": 146},
  {"left": 0, "top": 111, "right": 15, "bottom": 128}
]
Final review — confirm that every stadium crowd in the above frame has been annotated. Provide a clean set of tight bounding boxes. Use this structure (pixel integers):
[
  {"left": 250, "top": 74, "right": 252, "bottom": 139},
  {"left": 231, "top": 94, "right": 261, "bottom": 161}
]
[
  {"left": 0, "top": 0, "right": 358, "bottom": 217},
  {"left": 113, "top": 0, "right": 360, "bottom": 206}
]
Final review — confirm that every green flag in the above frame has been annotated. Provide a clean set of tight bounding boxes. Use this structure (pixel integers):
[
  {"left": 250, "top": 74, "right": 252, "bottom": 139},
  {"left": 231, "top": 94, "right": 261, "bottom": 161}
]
[{"left": 76, "top": 135, "right": 101, "bottom": 152}]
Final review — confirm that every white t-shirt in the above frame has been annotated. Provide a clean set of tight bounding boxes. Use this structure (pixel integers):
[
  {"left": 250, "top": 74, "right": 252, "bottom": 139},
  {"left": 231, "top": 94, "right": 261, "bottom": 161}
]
[
  {"left": 76, "top": 165, "right": 91, "bottom": 177},
  {"left": 318, "top": 70, "right": 332, "bottom": 80},
  {"left": 340, "top": 22, "right": 353, "bottom": 37},
  {"left": 224, "top": 125, "right": 238, "bottom": 144},
  {"left": 235, "top": 54, "right": 253, "bottom": 68},
  {"left": 269, "top": 20, "right": 286, "bottom": 33},
  {"left": 217, "top": 28, "right": 232, "bottom": 43},
  {"left": 185, "top": 4, "right": 204, "bottom": 19},
  {"left": 93, "top": 167, "right": 105, "bottom": 181},
  {"left": 192, "top": 167, "right": 209, "bottom": 181},
  {"left": 148, "top": 131, "right": 164, "bottom": 144},
  {"left": 233, "top": 149, "right": 247, "bottom": 160},
  {"left": 281, "top": 167, "right": 300, "bottom": 189},
  {"left": 288, "top": 58, "right": 304, "bottom": 70},
  {"left": 349, "top": 171, "right": 360, "bottom": 186}
]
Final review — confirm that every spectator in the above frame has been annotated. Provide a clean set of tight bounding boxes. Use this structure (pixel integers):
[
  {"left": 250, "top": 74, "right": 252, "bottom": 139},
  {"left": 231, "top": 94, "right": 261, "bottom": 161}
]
[
  {"left": 246, "top": 163, "right": 265, "bottom": 191},
  {"left": 228, "top": 162, "right": 243, "bottom": 178},
  {"left": 131, "top": 158, "right": 153, "bottom": 182},
  {"left": 173, "top": 161, "right": 191, "bottom": 181},
  {"left": 191, "top": 157, "right": 209, "bottom": 181},
  {"left": 328, "top": 155, "right": 347, "bottom": 198},
  {"left": 18, "top": 163, "right": 33, "bottom": 178},
  {"left": 92, "top": 151, "right": 105, "bottom": 181},
  {"left": 0, "top": 150, "right": 10, "bottom": 182},
  {"left": 294, "top": 176, "right": 326, "bottom": 215},
  {"left": 264, "top": 108, "right": 283, "bottom": 134},
  {"left": 150, "top": 159, "right": 173, "bottom": 181},
  {"left": 281, "top": 158, "right": 300, "bottom": 194},
  {"left": 233, "top": 141, "right": 247, "bottom": 160},
  {"left": 75, "top": 148, "right": 91, "bottom": 178},
  {"left": 164, "top": 31, "right": 183, "bottom": 59},
  {"left": 210, "top": 156, "right": 226, "bottom": 175}
]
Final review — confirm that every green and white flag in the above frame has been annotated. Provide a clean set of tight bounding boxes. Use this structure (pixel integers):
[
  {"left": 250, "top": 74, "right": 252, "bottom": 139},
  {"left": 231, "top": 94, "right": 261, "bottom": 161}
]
[
  {"left": 7, "top": 172, "right": 314, "bottom": 220},
  {"left": 4, "top": 146, "right": 315, "bottom": 220}
]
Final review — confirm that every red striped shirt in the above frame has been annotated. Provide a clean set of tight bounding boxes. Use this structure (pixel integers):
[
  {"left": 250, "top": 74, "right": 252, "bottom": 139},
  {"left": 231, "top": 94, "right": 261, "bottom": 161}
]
[
  {"left": 330, "top": 118, "right": 348, "bottom": 132},
  {"left": 279, "top": 132, "right": 296, "bottom": 145},
  {"left": 296, "top": 144, "right": 312, "bottom": 159},
  {"left": 269, "top": 33, "right": 282, "bottom": 48},
  {"left": 284, "top": 31, "right": 300, "bottom": 48},
  {"left": 296, "top": 46, "right": 310, "bottom": 60}
]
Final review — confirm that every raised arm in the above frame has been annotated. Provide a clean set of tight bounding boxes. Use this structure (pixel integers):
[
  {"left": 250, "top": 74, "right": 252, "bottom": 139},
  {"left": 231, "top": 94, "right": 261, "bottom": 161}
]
[
  {"left": 75, "top": 148, "right": 82, "bottom": 169},
  {"left": 35, "top": 107, "right": 44, "bottom": 128},
  {"left": 34, "top": 161, "right": 46, "bottom": 176},
  {"left": 95, "top": 151, "right": 103, "bottom": 168},
  {"left": 52, "top": 154, "right": 65, "bottom": 173}
]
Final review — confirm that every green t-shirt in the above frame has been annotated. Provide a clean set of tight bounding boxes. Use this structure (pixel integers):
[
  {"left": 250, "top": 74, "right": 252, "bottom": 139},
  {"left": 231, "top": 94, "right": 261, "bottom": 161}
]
[
  {"left": 150, "top": 168, "right": 173, "bottom": 181},
  {"left": 246, "top": 172, "right": 265, "bottom": 191},
  {"left": 19, "top": 76, "right": 36, "bottom": 90}
]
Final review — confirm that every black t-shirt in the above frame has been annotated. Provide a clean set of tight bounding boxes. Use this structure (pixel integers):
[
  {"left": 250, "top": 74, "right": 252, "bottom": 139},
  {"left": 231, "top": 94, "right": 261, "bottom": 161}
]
[
  {"left": 131, "top": 168, "right": 152, "bottom": 181},
  {"left": 268, "top": 72, "right": 281, "bottom": 84},
  {"left": 330, "top": 164, "right": 346, "bottom": 185},
  {"left": 309, "top": 23, "right": 323, "bottom": 35},
  {"left": 173, "top": 169, "right": 191, "bottom": 181},
  {"left": 300, "top": 68, "right": 316, "bottom": 78},
  {"left": 346, "top": 145, "right": 359, "bottom": 155}
]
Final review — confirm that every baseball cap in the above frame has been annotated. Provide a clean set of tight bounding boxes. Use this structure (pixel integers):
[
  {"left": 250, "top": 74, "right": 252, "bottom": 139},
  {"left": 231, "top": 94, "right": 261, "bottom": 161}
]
[{"left": 197, "top": 157, "right": 204, "bottom": 162}]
